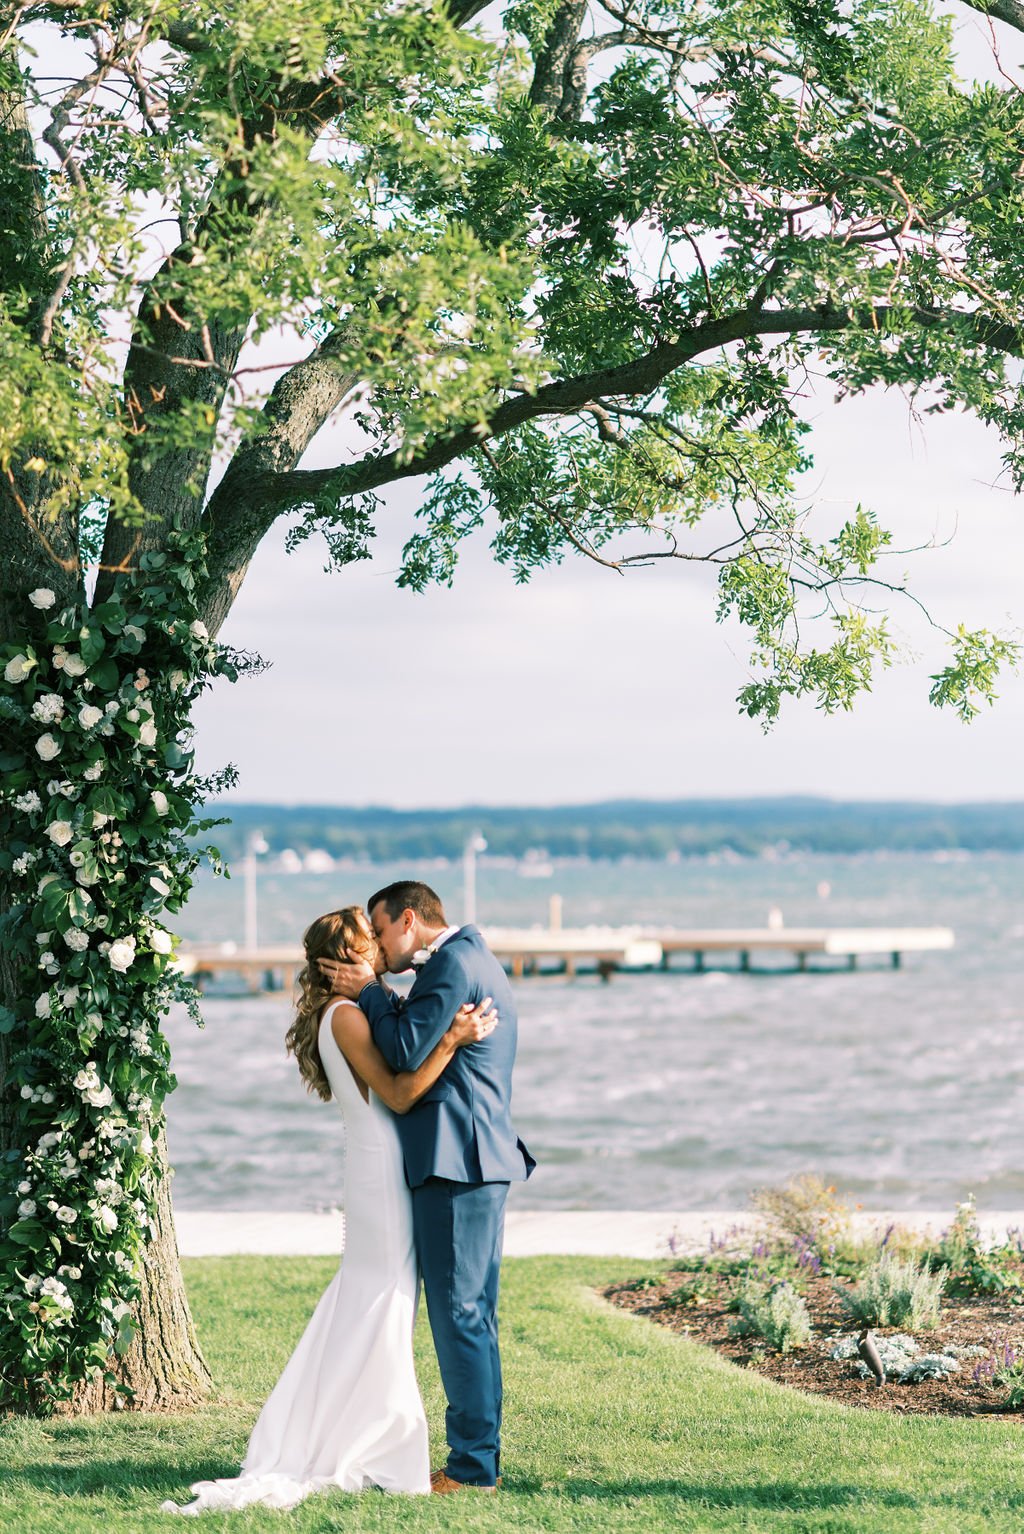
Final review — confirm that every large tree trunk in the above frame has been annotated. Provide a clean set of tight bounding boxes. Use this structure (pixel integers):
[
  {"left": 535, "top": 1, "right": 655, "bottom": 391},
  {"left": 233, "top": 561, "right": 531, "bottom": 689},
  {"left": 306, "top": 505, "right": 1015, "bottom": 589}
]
[{"left": 60, "top": 1130, "right": 212, "bottom": 1414}]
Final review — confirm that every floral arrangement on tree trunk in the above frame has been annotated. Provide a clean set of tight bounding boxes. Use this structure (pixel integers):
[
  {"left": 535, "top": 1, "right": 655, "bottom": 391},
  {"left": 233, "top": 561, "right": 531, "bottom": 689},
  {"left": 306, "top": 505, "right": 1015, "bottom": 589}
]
[{"left": 0, "top": 532, "right": 243, "bottom": 1411}]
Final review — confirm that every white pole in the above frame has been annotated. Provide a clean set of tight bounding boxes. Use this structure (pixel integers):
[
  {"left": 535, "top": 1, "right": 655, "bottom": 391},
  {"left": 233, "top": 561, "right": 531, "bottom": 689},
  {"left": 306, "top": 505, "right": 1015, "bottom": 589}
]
[
  {"left": 244, "top": 831, "right": 268, "bottom": 950},
  {"left": 463, "top": 830, "right": 487, "bottom": 925}
]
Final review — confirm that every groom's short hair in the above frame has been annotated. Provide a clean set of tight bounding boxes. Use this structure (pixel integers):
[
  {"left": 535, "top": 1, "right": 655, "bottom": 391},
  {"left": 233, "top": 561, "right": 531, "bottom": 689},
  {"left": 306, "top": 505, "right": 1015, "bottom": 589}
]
[{"left": 367, "top": 880, "right": 447, "bottom": 926}]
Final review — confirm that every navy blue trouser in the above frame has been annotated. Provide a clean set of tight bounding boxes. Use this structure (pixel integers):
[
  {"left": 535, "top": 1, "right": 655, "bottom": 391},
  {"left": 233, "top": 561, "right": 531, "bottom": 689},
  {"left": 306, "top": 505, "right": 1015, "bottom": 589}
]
[{"left": 412, "top": 1177, "right": 509, "bottom": 1486}]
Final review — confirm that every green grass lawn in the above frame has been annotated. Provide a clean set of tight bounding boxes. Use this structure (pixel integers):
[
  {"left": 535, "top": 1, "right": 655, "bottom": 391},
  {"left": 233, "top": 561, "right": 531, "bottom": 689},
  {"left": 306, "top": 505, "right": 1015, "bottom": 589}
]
[{"left": 2, "top": 1254, "right": 1024, "bottom": 1532}]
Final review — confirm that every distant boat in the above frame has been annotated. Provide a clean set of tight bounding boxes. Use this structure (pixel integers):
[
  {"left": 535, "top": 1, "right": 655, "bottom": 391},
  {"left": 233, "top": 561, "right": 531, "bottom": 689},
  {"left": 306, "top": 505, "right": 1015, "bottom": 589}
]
[
  {"left": 519, "top": 849, "right": 554, "bottom": 879},
  {"left": 303, "top": 849, "right": 335, "bottom": 873}
]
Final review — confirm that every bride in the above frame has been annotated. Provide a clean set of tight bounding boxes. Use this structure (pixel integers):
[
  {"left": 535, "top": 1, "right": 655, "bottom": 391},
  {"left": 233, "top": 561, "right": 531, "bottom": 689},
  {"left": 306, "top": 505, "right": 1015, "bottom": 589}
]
[{"left": 162, "top": 905, "right": 497, "bottom": 1515}]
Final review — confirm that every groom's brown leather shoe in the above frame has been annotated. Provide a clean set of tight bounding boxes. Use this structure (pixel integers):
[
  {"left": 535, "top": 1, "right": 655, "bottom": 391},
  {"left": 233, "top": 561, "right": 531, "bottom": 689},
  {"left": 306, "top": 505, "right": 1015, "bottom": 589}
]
[{"left": 430, "top": 1469, "right": 498, "bottom": 1494}]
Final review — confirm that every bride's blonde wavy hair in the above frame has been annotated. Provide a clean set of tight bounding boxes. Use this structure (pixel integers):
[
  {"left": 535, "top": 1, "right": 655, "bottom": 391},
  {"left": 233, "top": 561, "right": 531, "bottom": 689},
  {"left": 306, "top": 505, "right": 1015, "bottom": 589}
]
[{"left": 286, "top": 907, "right": 378, "bottom": 1102}]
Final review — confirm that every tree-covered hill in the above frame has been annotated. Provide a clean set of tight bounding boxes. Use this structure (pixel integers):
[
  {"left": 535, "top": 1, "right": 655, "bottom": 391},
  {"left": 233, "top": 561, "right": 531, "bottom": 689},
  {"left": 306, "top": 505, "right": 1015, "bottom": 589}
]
[{"left": 209, "top": 798, "right": 1024, "bottom": 862}]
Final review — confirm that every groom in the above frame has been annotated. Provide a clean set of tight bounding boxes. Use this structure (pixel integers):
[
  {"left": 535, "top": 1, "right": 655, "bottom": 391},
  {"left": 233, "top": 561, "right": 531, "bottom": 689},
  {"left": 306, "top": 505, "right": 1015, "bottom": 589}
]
[{"left": 320, "top": 880, "right": 534, "bottom": 1494}]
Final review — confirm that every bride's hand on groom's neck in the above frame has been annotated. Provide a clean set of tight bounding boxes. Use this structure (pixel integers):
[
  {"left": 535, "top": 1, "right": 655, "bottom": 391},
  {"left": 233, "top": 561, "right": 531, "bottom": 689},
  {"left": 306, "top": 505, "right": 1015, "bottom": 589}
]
[{"left": 319, "top": 951, "right": 377, "bottom": 998}]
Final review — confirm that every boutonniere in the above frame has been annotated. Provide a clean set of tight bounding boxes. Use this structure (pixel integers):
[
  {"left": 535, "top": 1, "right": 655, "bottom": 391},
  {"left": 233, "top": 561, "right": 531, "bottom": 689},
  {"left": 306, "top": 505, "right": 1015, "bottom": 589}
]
[{"left": 411, "top": 938, "right": 442, "bottom": 968}]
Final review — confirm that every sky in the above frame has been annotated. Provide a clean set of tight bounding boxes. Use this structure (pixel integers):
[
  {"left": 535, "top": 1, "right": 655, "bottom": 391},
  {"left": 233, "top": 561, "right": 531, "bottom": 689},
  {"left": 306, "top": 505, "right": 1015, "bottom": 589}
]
[{"left": 181, "top": 2, "right": 1024, "bottom": 808}]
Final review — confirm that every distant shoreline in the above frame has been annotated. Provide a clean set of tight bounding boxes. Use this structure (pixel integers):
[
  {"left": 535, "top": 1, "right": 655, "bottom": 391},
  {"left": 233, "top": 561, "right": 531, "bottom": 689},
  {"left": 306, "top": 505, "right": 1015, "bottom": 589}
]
[{"left": 199, "top": 796, "right": 1024, "bottom": 864}]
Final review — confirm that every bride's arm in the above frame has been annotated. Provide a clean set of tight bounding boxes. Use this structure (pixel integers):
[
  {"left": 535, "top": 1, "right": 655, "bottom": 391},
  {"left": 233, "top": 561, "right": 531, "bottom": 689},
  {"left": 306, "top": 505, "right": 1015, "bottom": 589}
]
[{"left": 329, "top": 999, "right": 497, "bottom": 1114}]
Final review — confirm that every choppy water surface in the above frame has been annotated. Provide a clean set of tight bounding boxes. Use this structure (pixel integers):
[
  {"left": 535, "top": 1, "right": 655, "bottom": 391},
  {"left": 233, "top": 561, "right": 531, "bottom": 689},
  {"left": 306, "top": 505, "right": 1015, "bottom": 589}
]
[{"left": 164, "top": 853, "right": 1024, "bottom": 1212}]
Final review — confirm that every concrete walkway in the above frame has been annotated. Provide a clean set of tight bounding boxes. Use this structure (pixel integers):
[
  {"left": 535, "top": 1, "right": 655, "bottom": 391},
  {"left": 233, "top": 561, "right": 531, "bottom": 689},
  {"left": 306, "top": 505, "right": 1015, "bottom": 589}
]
[{"left": 175, "top": 1208, "right": 1024, "bottom": 1260}]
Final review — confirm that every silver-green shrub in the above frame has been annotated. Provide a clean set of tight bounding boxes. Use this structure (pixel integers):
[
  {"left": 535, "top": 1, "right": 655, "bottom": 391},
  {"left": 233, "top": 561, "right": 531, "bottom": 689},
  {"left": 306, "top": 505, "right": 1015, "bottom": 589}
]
[
  {"left": 839, "top": 1252, "right": 946, "bottom": 1329},
  {"left": 733, "top": 1279, "right": 812, "bottom": 1353}
]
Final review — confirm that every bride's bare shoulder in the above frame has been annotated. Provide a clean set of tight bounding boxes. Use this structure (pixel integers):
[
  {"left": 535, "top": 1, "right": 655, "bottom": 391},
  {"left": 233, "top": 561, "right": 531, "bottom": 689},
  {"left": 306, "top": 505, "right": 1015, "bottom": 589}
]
[{"left": 323, "top": 999, "right": 369, "bottom": 1046}]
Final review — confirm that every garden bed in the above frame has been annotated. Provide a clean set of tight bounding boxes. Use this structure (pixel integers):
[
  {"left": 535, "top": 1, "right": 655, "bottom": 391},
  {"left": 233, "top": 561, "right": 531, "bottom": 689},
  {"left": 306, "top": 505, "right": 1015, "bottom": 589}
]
[{"left": 604, "top": 1186, "right": 1024, "bottom": 1418}]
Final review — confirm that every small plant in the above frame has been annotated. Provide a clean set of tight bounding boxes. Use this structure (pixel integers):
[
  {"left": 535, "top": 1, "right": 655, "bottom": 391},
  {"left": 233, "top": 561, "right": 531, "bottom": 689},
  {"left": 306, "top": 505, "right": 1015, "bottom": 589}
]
[
  {"left": 828, "top": 1331, "right": 962, "bottom": 1383},
  {"left": 840, "top": 1252, "right": 946, "bottom": 1330},
  {"left": 750, "top": 1175, "right": 850, "bottom": 1246},
  {"left": 621, "top": 1275, "right": 664, "bottom": 1293},
  {"left": 972, "top": 1339, "right": 1024, "bottom": 1408},
  {"left": 732, "top": 1278, "right": 812, "bottom": 1353},
  {"left": 665, "top": 1274, "right": 718, "bottom": 1308},
  {"left": 935, "top": 1196, "right": 1024, "bottom": 1298}
]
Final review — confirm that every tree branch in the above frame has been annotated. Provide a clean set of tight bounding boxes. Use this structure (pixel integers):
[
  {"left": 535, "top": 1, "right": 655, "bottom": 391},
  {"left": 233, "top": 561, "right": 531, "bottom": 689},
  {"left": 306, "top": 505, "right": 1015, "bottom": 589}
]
[
  {"left": 241, "top": 300, "right": 1024, "bottom": 522},
  {"left": 529, "top": 0, "right": 590, "bottom": 119},
  {"left": 958, "top": 0, "right": 1024, "bottom": 32},
  {"left": 197, "top": 330, "right": 362, "bottom": 634}
]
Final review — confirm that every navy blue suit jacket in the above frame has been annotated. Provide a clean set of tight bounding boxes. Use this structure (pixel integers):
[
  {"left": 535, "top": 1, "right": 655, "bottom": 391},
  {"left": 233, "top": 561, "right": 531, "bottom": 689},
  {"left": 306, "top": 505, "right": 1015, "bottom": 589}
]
[{"left": 358, "top": 925, "right": 535, "bottom": 1189}]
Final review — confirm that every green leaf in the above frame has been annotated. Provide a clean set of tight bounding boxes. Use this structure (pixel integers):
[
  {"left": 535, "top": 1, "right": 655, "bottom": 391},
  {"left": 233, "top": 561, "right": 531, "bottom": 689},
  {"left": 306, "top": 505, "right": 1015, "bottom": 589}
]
[{"left": 89, "top": 658, "right": 119, "bottom": 690}]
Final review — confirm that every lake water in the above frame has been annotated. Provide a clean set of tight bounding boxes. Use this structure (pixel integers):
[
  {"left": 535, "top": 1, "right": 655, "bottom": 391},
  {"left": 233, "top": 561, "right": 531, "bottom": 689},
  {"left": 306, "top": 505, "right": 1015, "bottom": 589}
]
[{"left": 163, "top": 852, "right": 1024, "bottom": 1214}]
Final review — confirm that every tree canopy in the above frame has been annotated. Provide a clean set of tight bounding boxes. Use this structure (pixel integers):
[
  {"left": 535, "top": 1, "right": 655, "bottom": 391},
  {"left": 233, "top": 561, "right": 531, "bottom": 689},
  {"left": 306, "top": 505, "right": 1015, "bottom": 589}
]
[{"left": 2, "top": 0, "right": 1023, "bottom": 721}]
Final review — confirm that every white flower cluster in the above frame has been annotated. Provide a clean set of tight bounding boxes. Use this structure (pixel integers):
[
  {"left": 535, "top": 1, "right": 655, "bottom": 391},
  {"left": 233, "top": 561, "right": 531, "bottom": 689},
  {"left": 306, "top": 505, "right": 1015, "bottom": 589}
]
[
  {"left": 108, "top": 936, "right": 137, "bottom": 972},
  {"left": 0, "top": 569, "right": 227, "bottom": 1405},
  {"left": 31, "top": 693, "right": 64, "bottom": 725},
  {"left": 73, "top": 1062, "right": 114, "bottom": 1109},
  {"left": 52, "top": 645, "right": 87, "bottom": 677}
]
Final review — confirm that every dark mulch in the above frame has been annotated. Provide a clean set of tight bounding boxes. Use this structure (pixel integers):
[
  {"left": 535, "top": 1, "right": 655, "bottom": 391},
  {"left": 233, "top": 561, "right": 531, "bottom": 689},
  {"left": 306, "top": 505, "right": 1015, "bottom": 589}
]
[{"left": 604, "top": 1268, "right": 1024, "bottom": 1417}]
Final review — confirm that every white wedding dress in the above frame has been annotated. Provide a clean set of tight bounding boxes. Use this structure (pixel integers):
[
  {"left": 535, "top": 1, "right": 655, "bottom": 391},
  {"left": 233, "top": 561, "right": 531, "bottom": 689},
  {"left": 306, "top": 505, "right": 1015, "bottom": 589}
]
[{"left": 162, "top": 1000, "right": 431, "bottom": 1514}]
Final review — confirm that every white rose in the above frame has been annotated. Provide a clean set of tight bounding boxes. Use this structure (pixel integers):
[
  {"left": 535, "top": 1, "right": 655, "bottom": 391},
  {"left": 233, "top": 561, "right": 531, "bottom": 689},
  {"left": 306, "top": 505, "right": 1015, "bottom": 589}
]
[
  {"left": 190, "top": 620, "right": 209, "bottom": 640},
  {"left": 73, "top": 1067, "right": 98, "bottom": 1091},
  {"left": 107, "top": 939, "right": 136, "bottom": 973},
  {"left": 91, "top": 811, "right": 109, "bottom": 828},
  {"left": 35, "top": 734, "right": 61, "bottom": 761},
  {"left": 61, "top": 653, "right": 87, "bottom": 677},
  {"left": 64, "top": 928, "right": 89, "bottom": 952},
  {"left": 85, "top": 1083, "right": 113, "bottom": 1107},
  {"left": 148, "top": 928, "right": 173, "bottom": 955},
  {"left": 34, "top": 993, "right": 51, "bottom": 1019},
  {"left": 18, "top": 1200, "right": 36, "bottom": 1219},
  {"left": 18, "top": 1180, "right": 32, "bottom": 1194},
  {"left": 46, "top": 820, "right": 74, "bottom": 846},
  {"left": 150, "top": 790, "right": 169, "bottom": 816},
  {"left": 55, "top": 1206, "right": 77, "bottom": 1224},
  {"left": 94, "top": 1205, "right": 118, "bottom": 1233},
  {"left": 29, "top": 588, "right": 56, "bottom": 609},
  {"left": 138, "top": 721, "right": 157, "bottom": 748},
  {"left": 4, "top": 653, "right": 36, "bottom": 683},
  {"left": 168, "top": 669, "right": 187, "bottom": 693},
  {"left": 78, "top": 704, "right": 103, "bottom": 729},
  {"left": 62, "top": 986, "right": 80, "bottom": 1006},
  {"left": 83, "top": 762, "right": 103, "bottom": 781}
]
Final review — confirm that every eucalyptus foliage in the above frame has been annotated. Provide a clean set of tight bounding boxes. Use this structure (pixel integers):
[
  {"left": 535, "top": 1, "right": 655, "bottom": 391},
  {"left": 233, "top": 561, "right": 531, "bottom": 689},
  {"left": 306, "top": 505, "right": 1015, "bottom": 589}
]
[{"left": 3, "top": 0, "right": 1024, "bottom": 1405}]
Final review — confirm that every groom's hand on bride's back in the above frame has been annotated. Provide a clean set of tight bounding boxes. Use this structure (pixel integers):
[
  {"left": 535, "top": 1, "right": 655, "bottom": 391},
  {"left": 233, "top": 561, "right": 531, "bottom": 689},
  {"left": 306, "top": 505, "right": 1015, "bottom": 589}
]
[{"left": 318, "top": 952, "right": 376, "bottom": 998}]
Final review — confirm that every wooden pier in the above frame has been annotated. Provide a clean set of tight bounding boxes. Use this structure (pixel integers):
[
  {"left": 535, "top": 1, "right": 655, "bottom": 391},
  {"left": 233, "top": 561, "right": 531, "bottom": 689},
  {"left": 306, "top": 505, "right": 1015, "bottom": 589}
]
[{"left": 177, "top": 924, "right": 954, "bottom": 991}]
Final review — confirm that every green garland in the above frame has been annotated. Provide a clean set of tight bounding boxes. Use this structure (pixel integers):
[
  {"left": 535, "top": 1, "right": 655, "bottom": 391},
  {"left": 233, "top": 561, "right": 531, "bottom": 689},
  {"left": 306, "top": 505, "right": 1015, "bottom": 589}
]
[{"left": 0, "top": 532, "right": 241, "bottom": 1411}]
